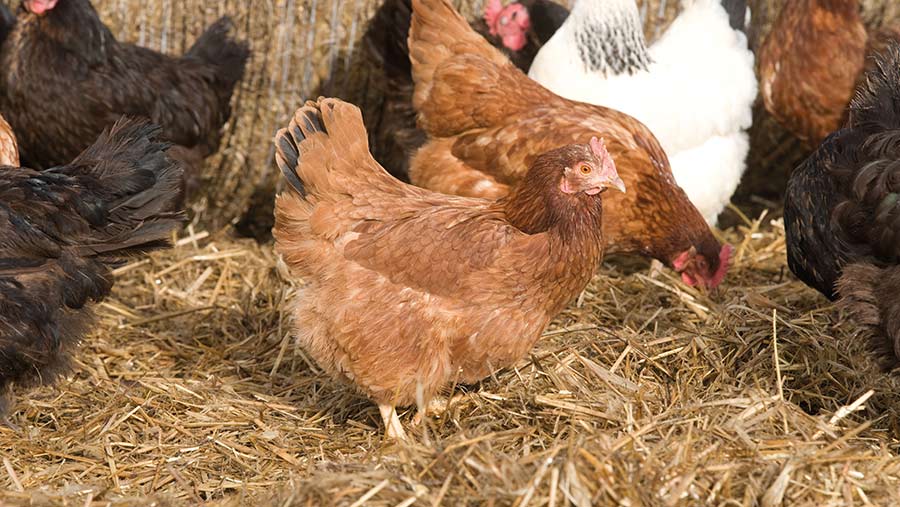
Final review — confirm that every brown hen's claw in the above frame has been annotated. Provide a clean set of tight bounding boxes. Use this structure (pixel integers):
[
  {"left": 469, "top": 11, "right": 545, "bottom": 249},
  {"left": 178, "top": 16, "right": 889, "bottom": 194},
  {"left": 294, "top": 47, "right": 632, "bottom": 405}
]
[{"left": 379, "top": 404, "right": 409, "bottom": 442}]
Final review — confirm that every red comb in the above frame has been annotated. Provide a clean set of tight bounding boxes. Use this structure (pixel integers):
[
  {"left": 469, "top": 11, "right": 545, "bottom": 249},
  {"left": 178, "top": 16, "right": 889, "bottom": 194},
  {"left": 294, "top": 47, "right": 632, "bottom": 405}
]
[{"left": 484, "top": 0, "right": 504, "bottom": 35}]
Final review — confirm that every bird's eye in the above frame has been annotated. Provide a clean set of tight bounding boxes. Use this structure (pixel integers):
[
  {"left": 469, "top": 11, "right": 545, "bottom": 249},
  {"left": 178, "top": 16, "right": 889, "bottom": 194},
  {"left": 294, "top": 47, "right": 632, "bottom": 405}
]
[{"left": 579, "top": 164, "right": 592, "bottom": 174}]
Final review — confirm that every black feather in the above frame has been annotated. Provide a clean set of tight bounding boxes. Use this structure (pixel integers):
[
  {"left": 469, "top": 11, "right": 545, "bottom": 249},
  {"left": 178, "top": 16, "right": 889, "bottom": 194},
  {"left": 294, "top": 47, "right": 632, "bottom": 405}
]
[{"left": 0, "top": 118, "right": 185, "bottom": 410}]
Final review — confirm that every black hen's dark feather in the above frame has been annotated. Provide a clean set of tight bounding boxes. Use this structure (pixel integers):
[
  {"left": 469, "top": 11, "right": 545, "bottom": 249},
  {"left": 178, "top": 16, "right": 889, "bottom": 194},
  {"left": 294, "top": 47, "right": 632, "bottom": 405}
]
[
  {"left": 0, "top": 0, "right": 250, "bottom": 204},
  {"left": 785, "top": 42, "right": 900, "bottom": 364},
  {"left": 0, "top": 118, "right": 185, "bottom": 407}
]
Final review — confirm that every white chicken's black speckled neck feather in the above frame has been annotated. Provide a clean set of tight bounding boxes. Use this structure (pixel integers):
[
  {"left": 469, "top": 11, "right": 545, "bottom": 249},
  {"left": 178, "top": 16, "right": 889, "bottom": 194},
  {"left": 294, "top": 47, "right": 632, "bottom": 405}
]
[{"left": 570, "top": 0, "right": 651, "bottom": 75}]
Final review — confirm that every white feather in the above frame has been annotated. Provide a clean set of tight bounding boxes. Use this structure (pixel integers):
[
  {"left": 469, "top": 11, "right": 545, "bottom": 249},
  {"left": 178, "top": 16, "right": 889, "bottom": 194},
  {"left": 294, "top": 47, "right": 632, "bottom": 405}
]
[{"left": 529, "top": 0, "right": 758, "bottom": 225}]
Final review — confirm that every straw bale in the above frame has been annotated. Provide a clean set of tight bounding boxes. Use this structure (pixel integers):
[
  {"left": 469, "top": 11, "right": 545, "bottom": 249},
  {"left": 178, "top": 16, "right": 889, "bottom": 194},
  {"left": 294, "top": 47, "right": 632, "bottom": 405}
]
[{"left": 1, "top": 211, "right": 900, "bottom": 506}]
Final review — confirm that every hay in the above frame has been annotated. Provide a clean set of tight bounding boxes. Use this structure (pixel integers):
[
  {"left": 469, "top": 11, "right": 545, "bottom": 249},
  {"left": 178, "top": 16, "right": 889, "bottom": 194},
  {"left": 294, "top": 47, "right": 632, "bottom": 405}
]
[
  {"left": 3, "top": 1, "right": 900, "bottom": 505},
  {"left": 2, "top": 210, "right": 900, "bottom": 506}
]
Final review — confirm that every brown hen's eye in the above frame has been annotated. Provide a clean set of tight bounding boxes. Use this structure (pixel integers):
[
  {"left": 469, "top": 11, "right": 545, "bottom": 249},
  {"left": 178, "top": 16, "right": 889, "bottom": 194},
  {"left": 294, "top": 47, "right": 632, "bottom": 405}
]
[{"left": 579, "top": 164, "right": 592, "bottom": 174}]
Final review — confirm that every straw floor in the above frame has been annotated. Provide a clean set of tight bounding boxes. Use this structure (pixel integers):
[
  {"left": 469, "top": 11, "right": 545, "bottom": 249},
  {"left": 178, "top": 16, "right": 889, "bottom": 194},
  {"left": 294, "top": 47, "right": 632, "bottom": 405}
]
[
  {"left": 4, "top": 0, "right": 900, "bottom": 505},
  {"left": 2, "top": 206, "right": 900, "bottom": 506}
]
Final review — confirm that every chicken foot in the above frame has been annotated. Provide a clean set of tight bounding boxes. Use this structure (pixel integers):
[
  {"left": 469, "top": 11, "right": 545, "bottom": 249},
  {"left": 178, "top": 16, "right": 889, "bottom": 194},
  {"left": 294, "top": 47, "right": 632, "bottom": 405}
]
[{"left": 378, "top": 404, "right": 409, "bottom": 442}]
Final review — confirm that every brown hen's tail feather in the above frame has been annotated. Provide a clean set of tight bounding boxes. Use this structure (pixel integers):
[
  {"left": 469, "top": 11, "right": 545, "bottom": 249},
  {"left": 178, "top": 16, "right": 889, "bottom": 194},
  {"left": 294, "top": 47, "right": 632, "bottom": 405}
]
[
  {"left": 275, "top": 98, "right": 379, "bottom": 199},
  {"left": 408, "top": 0, "right": 555, "bottom": 137},
  {"left": 61, "top": 117, "right": 186, "bottom": 258},
  {"left": 408, "top": 0, "right": 509, "bottom": 112},
  {"left": 837, "top": 263, "right": 900, "bottom": 368}
]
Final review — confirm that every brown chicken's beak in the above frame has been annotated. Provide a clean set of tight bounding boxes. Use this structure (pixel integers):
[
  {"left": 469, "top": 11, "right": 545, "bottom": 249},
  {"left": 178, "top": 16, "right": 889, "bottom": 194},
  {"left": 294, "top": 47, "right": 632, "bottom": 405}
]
[{"left": 605, "top": 174, "right": 626, "bottom": 194}]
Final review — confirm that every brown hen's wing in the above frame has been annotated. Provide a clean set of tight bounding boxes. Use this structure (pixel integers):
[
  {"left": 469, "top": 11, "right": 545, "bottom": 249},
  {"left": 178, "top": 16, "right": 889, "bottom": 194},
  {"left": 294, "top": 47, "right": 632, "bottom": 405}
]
[
  {"left": 274, "top": 98, "right": 533, "bottom": 297},
  {"left": 0, "top": 113, "right": 17, "bottom": 166}
]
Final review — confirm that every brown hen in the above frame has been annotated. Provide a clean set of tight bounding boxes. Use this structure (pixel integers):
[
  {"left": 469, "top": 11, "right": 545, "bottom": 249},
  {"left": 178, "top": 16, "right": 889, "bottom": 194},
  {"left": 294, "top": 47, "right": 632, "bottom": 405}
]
[
  {"left": 273, "top": 97, "right": 624, "bottom": 440},
  {"left": 758, "top": 0, "right": 899, "bottom": 147},
  {"left": 407, "top": 0, "right": 731, "bottom": 290}
]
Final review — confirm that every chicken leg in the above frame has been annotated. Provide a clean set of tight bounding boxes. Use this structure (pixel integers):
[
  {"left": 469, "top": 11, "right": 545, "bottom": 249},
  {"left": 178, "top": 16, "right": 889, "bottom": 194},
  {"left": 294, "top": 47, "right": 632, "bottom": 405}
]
[{"left": 379, "top": 404, "right": 409, "bottom": 442}]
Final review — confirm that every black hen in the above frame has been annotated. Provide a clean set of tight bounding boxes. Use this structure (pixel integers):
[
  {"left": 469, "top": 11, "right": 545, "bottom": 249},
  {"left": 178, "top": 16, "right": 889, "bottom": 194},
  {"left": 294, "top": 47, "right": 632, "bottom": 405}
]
[
  {"left": 784, "top": 41, "right": 900, "bottom": 365},
  {"left": 363, "top": 0, "right": 567, "bottom": 180},
  {"left": 0, "top": 3, "right": 14, "bottom": 46},
  {"left": 0, "top": 118, "right": 185, "bottom": 413},
  {"left": 0, "top": 0, "right": 250, "bottom": 203}
]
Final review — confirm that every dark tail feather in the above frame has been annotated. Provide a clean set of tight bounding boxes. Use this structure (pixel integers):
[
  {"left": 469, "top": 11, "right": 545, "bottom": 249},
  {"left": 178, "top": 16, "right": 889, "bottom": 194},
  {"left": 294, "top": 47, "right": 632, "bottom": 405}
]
[
  {"left": 0, "top": 3, "right": 15, "bottom": 46},
  {"left": 274, "top": 103, "right": 325, "bottom": 197},
  {"left": 187, "top": 16, "right": 251, "bottom": 96},
  {"left": 63, "top": 117, "right": 186, "bottom": 258},
  {"left": 719, "top": 0, "right": 747, "bottom": 32},
  {"left": 848, "top": 40, "right": 900, "bottom": 131},
  {"left": 363, "top": 0, "right": 414, "bottom": 79},
  {"left": 837, "top": 263, "right": 900, "bottom": 369},
  {"left": 275, "top": 126, "right": 305, "bottom": 196}
]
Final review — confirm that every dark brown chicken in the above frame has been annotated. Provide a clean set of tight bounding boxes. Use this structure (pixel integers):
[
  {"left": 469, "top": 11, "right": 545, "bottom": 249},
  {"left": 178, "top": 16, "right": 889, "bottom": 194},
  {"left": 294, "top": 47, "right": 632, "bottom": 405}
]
[
  {"left": 784, "top": 42, "right": 900, "bottom": 366},
  {"left": 274, "top": 97, "right": 623, "bottom": 440},
  {"left": 406, "top": 0, "right": 731, "bottom": 290},
  {"left": 363, "top": 0, "right": 568, "bottom": 180},
  {"left": 0, "top": 118, "right": 184, "bottom": 414},
  {"left": 758, "top": 0, "right": 899, "bottom": 147},
  {"left": 0, "top": 0, "right": 250, "bottom": 202},
  {"left": 0, "top": 2, "right": 14, "bottom": 46}
]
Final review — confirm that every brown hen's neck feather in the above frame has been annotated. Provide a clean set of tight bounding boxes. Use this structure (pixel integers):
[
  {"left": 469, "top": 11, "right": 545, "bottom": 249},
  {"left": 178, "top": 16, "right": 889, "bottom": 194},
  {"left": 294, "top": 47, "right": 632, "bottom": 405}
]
[{"left": 501, "top": 152, "right": 604, "bottom": 244}]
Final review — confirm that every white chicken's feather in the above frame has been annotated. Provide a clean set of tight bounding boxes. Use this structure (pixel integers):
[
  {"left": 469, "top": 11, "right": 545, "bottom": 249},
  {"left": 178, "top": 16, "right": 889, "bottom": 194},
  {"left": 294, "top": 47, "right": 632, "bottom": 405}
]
[{"left": 528, "top": 0, "right": 757, "bottom": 225}]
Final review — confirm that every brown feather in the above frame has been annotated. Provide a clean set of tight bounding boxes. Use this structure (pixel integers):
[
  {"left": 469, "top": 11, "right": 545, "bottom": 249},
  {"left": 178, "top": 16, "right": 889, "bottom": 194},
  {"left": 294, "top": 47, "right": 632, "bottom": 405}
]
[
  {"left": 273, "top": 98, "right": 609, "bottom": 407},
  {"left": 406, "top": 0, "right": 725, "bottom": 281}
]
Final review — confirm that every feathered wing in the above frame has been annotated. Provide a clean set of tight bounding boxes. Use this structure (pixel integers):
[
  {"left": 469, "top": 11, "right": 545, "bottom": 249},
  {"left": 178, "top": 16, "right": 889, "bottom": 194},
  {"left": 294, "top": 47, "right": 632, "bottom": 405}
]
[
  {"left": 273, "top": 98, "right": 531, "bottom": 297},
  {"left": 0, "top": 118, "right": 184, "bottom": 394},
  {"left": 822, "top": 42, "right": 900, "bottom": 365},
  {"left": 832, "top": 43, "right": 900, "bottom": 261}
]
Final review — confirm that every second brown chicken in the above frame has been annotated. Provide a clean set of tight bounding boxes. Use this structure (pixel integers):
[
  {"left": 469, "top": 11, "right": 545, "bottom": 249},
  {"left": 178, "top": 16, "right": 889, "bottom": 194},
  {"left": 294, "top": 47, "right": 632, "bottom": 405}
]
[{"left": 274, "top": 97, "right": 624, "bottom": 441}]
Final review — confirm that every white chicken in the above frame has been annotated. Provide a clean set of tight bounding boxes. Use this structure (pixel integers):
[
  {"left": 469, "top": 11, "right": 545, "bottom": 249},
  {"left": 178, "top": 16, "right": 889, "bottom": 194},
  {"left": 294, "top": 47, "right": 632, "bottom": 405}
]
[{"left": 528, "top": 0, "right": 757, "bottom": 225}]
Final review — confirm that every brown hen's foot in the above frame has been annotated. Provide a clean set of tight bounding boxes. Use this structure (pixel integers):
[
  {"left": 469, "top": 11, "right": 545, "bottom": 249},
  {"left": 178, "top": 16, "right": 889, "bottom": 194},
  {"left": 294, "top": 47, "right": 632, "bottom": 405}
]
[
  {"left": 379, "top": 404, "right": 409, "bottom": 442},
  {"left": 412, "top": 394, "right": 466, "bottom": 426}
]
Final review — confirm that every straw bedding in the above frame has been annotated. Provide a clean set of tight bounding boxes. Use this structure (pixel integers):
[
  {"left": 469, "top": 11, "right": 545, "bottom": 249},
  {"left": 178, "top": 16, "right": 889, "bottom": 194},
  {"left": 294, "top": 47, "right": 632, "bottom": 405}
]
[
  {"left": 3, "top": 0, "right": 900, "bottom": 505},
  {"left": 2, "top": 212, "right": 900, "bottom": 506}
]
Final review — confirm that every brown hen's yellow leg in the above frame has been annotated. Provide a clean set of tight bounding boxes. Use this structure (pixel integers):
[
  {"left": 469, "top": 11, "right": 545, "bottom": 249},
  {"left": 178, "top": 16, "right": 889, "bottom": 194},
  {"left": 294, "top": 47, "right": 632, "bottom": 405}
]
[{"left": 379, "top": 404, "right": 409, "bottom": 442}]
